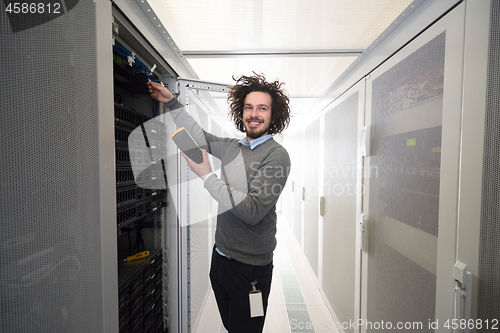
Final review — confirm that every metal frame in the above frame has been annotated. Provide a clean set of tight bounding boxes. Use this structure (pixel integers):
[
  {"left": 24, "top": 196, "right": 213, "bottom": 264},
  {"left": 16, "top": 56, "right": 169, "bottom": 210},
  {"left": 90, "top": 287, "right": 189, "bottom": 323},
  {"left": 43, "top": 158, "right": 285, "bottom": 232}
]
[
  {"left": 318, "top": 113, "right": 325, "bottom": 289},
  {"left": 432, "top": 2, "right": 467, "bottom": 327},
  {"left": 178, "top": 85, "right": 190, "bottom": 333},
  {"left": 96, "top": 1, "right": 119, "bottom": 332},
  {"left": 360, "top": 74, "right": 371, "bottom": 333},
  {"left": 182, "top": 49, "right": 365, "bottom": 58},
  {"left": 177, "top": 78, "right": 230, "bottom": 333},
  {"left": 354, "top": 80, "right": 366, "bottom": 333},
  {"left": 161, "top": 100, "right": 182, "bottom": 333},
  {"left": 300, "top": 129, "right": 306, "bottom": 251},
  {"left": 455, "top": 0, "right": 492, "bottom": 324},
  {"left": 113, "top": 0, "right": 198, "bottom": 79}
]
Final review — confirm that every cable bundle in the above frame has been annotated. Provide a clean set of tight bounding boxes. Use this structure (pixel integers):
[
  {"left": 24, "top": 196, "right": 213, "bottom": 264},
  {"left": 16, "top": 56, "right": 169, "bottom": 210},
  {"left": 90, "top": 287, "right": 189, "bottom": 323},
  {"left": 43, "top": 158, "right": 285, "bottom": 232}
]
[{"left": 113, "top": 44, "right": 162, "bottom": 83}]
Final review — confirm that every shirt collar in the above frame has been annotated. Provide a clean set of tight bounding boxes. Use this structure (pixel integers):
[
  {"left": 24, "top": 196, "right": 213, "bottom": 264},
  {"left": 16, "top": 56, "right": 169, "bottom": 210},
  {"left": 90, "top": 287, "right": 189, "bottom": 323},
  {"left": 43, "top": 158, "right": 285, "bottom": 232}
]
[{"left": 239, "top": 134, "right": 273, "bottom": 149}]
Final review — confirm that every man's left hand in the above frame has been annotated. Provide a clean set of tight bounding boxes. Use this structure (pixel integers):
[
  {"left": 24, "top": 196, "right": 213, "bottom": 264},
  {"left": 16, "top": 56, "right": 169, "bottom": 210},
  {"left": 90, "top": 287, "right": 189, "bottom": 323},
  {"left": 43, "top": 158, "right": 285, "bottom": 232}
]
[{"left": 181, "top": 149, "right": 212, "bottom": 180}]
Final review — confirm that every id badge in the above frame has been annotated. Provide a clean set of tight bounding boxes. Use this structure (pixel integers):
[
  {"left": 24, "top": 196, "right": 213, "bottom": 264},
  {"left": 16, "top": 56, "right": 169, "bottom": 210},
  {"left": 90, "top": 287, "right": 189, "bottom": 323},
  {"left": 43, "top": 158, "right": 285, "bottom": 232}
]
[
  {"left": 249, "top": 281, "right": 264, "bottom": 318},
  {"left": 249, "top": 291, "right": 264, "bottom": 317}
]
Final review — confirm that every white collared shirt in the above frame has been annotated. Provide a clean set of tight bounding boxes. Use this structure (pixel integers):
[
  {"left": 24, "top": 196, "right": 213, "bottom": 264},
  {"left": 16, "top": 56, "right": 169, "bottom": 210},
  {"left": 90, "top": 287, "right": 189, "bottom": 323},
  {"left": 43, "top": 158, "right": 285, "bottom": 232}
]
[{"left": 238, "top": 134, "right": 273, "bottom": 149}]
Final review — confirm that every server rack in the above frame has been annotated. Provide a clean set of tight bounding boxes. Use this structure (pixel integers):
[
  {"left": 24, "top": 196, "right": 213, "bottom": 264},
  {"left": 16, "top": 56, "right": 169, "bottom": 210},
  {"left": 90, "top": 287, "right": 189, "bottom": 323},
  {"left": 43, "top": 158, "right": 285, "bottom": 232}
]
[
  {"left": 111, "top": 8, "right": 174, "bottom": 331},
  {"left": 118, "top": 249, "right": 164, "bottom": 333}
]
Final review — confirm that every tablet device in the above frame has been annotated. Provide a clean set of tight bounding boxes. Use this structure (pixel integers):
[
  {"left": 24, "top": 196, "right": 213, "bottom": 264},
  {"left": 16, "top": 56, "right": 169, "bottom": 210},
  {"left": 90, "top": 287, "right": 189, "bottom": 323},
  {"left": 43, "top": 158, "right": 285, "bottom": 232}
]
[{"left": 171, "top": 127, "right": 203, "bottom": 164}]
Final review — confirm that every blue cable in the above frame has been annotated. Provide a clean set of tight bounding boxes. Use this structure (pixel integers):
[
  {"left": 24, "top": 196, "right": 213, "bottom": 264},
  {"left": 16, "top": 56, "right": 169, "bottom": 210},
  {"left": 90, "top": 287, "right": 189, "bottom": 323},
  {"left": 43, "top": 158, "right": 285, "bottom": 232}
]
[{"left": 113, "top": 44, "right": 162, "bottom": 83}]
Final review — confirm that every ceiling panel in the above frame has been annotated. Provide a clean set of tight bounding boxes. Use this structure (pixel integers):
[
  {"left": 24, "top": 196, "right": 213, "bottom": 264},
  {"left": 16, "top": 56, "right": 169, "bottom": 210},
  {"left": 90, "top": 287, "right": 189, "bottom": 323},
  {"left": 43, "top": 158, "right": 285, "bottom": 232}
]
[
  {"left": 187, "top": 56, "right": 357, "bottom": 97},
  {"left": 147, "top": 0, "right": 416, "bottom": 133},
  {"left": 150, "top": 0, "right": 413, "bottom": 51},
  {"left": 187, "top": 56, "right": 357, "bottom": 134}
]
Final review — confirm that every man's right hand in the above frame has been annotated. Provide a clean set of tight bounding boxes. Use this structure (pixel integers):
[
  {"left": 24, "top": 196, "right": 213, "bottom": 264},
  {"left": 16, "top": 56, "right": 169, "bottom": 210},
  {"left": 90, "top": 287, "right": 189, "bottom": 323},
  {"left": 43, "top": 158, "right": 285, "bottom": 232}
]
[{"left": 147, "top": 82, "right": 174, "bottom": 103}]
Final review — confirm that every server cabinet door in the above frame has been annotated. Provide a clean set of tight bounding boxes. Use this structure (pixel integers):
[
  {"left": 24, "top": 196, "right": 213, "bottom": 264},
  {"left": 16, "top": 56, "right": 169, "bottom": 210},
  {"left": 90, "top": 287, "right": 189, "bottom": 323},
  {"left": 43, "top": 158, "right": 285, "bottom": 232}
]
[
  {"left": 1, "top": 1, "right": 117, "bottom": 332},
  {"left": 321, "top": 80, "right": 365, "bottom": 333},
  {"left": 360, "top": 3, "right": 465, "bottom": 332},
  {"left": 303, "top": 119, "right": 321, "bottom": 279},
  {"left": 292, "top": 130, "right": 305, "bottom": 247}
]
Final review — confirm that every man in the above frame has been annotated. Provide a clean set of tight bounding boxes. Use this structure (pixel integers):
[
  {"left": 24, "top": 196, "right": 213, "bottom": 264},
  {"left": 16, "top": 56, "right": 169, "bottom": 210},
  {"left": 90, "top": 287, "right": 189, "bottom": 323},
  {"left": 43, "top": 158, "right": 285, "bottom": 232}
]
[{"left": 147, "top": 73, "right": 291, "bottom": 333}]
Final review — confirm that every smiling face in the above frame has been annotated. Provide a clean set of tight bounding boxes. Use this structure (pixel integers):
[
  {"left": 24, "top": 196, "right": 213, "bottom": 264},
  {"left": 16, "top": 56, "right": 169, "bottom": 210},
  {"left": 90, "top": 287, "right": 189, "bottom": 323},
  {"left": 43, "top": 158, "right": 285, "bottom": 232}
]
[{"left": 243, "top": 91, "right": 273, "bottom": 142}]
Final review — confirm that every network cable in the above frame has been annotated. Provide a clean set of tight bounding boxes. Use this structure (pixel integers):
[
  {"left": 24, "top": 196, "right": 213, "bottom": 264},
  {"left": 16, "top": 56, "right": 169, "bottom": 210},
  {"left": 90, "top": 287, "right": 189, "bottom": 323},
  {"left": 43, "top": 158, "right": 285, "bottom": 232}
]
[{"left": 113, "top": 44, "right": 162, "bottom": 84}]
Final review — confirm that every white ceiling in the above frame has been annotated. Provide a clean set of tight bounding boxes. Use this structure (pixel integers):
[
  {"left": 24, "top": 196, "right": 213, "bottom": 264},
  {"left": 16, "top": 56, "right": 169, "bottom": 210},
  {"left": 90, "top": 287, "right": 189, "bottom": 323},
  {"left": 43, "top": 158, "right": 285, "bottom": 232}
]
[{"left": 148, "top": 0, "right": 416, "bottom": 134}]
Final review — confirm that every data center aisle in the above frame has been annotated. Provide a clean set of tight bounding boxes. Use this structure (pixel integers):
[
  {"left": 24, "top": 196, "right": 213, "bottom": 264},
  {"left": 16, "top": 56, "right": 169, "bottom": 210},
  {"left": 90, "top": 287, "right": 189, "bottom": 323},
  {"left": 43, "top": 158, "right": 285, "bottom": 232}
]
[{"left": 194, "top": 215, "right": 339, "bottom": 333}]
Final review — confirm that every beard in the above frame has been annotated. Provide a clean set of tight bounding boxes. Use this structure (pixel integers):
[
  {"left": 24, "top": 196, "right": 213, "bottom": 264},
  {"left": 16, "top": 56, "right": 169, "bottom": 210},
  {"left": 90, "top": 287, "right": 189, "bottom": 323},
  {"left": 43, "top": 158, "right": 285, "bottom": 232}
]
[{"left": 244, "top": 118, "right": 272, "bottom": 139}]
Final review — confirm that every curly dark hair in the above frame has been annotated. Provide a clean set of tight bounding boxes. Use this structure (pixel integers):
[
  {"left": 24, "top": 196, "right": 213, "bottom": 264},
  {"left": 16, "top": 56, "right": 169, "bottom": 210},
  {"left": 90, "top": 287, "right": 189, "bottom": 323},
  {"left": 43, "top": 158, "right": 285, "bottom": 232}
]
[{"left": 227, "top": 72, "right": 290, "bottom": 135}]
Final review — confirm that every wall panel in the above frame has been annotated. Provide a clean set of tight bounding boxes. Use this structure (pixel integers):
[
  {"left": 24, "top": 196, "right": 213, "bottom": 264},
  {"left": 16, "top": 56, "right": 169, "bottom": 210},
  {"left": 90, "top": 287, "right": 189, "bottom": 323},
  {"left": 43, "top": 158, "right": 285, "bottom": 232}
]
[
  {"left": 322, "top": 89, "right": 360, "bottom": 333},
  {"left": 303, "top": 119, "right": 321, "bottom": 278},
  {"left": 292, "top": 131, "right": 305, "bottom": 246}
]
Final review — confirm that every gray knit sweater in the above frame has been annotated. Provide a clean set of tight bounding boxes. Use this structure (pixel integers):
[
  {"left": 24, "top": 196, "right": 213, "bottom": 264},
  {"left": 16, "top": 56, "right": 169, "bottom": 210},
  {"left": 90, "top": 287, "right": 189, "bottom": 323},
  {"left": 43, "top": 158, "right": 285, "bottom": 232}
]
[{"left": 165, "top": 98, "right": 290, "bottom": 266}]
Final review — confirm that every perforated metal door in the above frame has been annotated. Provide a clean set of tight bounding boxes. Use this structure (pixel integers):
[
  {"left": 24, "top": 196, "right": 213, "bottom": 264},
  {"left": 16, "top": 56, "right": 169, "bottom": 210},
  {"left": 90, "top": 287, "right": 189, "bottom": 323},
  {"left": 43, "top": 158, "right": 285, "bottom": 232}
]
[
  {"left": 477, "top": 0, "right": 500, "bottom": 327},
  {"left": 364, "top": 32, "right": 446, "bottom": 331},
  {"left": 0, "top": 2, "right": 108, "bottom": 332}
]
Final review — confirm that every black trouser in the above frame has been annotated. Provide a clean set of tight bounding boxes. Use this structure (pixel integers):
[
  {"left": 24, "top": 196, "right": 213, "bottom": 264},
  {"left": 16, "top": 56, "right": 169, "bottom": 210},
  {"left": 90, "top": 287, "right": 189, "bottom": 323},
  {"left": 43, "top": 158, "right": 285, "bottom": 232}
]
[{"left": 209, "top": 245, "right": 273, "bottom": 333}]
